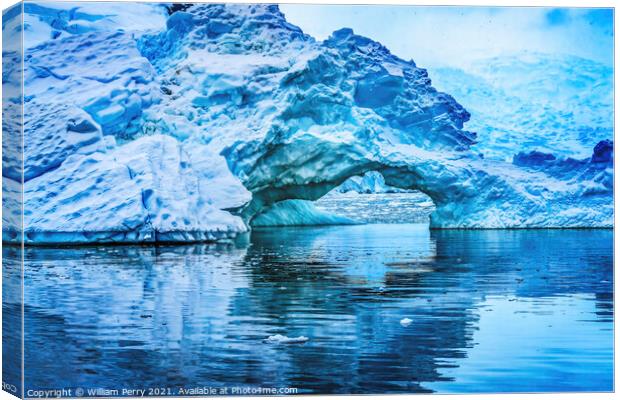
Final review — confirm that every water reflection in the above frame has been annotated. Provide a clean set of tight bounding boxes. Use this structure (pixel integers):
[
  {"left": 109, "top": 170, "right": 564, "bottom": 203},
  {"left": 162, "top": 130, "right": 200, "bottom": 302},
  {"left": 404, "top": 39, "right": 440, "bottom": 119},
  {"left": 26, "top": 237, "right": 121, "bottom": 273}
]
[
  {"left": 5, "top": 224, "right": 613, "bottom": 394},
  {"left": 3, "top": 247, "right": 22, "bottom": 397}
]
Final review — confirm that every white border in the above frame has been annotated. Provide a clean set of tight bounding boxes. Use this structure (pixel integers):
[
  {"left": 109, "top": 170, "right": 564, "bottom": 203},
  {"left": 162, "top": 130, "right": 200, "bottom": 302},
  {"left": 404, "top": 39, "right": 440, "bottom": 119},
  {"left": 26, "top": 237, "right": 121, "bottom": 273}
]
[{"left": 0, "top": 1, "right": 616, "bottom": 400}]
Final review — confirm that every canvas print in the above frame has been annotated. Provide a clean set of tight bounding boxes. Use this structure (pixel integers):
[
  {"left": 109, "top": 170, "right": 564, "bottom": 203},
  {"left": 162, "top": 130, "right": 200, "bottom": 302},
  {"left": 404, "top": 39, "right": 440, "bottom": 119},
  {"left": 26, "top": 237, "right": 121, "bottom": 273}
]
[{"left": 2, "top": 1, "right": 614, "bottom": 397}]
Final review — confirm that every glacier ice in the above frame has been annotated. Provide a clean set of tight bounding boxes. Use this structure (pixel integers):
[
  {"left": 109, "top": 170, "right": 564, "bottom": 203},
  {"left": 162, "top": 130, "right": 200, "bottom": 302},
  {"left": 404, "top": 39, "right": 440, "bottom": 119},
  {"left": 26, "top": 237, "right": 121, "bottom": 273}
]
[
  {"left": 2, "top": 3, "right": 613, "bottom": 244},
  {"left": 430, "top": 53, "right": 613, "bottom": 161}
]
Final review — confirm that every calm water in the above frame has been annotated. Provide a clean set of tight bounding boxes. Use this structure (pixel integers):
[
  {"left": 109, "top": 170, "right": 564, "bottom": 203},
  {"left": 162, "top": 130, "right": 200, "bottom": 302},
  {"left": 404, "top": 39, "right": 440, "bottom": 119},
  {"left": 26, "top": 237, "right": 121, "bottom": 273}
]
[{"left": 3, "top": 224, "right": 614, "bottom": 395}]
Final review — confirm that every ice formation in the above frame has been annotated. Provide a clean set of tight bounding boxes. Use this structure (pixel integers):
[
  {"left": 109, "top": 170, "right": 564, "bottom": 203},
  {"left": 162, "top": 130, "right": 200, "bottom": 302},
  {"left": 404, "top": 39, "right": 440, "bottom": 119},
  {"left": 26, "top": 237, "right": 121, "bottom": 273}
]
[
  {"left": 265, "top": 334, "right": 309, "bottom": 344},
  {"left": 430, "top": 54, "right": 613, "bottom": 161},
  {"left": 2, "top": 3, "right": 613, "bottom": 244},
  {"left": 252, "top": 199, "right": 357, "bottom": 227},
  {"left": 335, "top": 171, "right": 410, "bottom": 194}
]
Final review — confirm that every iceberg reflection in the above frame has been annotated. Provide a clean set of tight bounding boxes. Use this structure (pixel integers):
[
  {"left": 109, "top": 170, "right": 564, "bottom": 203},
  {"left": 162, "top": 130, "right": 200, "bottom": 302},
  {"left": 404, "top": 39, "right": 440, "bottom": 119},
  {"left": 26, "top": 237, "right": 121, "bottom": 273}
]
[{"left": 5, "top": 224, "right": 612, "bottom": 394}]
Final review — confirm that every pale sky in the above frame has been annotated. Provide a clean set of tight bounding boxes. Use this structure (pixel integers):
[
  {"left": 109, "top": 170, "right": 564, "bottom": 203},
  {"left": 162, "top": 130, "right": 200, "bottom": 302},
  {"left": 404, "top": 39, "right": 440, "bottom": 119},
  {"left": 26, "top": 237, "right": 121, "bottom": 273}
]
[{"left": 280, "top": 5, "right": 614, "bottom": 69}]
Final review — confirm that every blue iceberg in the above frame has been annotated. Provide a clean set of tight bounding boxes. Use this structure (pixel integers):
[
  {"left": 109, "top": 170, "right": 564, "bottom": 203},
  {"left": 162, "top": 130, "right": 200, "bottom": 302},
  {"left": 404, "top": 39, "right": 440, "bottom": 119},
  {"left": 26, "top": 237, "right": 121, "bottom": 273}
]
[{"left": 2, "top": 3, "right": 613, "bottom": 244}]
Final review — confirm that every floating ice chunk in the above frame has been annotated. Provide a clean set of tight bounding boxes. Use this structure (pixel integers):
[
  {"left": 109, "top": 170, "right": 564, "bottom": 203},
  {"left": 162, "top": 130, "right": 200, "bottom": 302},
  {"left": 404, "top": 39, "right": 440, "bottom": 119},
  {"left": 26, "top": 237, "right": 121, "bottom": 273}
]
[
  {"left": 400, "top": 318, "right": 413, "bottom": 327},
  {"left": 265, "top": 334, "right": 309, "bottom": 344}
]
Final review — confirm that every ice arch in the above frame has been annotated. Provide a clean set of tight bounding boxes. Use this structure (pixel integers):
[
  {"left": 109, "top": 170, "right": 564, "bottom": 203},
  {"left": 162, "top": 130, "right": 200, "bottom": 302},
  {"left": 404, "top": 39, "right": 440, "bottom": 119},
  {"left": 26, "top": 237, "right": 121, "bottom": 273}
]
[
  {"left": 5, "top": 4, "right": 612, "bottom": 244},
  {"left": 230, "top": 135, "right": 612, "bottom": 229},
  {"left": 251, "top": 171, "right": 434, "bottom": 227}
]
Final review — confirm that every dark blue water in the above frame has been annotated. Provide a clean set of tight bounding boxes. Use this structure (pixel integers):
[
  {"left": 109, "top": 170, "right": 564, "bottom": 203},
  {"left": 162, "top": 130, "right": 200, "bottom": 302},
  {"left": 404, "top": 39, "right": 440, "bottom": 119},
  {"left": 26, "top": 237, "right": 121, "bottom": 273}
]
[{"left": 3, "top": 224, "right": 613, "bottom": 395}]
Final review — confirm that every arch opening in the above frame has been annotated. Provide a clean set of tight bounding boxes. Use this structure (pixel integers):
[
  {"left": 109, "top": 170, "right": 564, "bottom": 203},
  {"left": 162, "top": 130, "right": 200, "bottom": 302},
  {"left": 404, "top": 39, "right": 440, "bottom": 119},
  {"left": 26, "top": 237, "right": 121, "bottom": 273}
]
[
  {"left": 250, "top": 171, "right": 436, "bottom": 227},
  {"left": 315, "top": 171, "right": 436, "bottom": 224}
]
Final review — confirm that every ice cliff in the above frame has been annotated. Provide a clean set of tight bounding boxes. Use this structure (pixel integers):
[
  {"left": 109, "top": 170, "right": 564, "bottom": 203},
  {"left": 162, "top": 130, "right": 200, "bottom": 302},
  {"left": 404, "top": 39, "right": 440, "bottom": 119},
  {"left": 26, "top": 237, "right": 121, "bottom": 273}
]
[{"left": 2, "top": 3, "right": 613, "bottom": 244}]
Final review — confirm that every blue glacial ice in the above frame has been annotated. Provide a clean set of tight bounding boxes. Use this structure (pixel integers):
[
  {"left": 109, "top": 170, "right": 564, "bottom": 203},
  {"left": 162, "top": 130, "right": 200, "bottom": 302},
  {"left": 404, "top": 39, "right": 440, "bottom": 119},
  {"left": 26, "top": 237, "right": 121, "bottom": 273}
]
[
  {"left": 2, "top": 3, "right": 613, "bottom": 244},
  {"left": 252, "top": 199, "right": 358, "bottom": 227},
  {"left": 430, "top": 53, "right": 613, "bottom": 161}
]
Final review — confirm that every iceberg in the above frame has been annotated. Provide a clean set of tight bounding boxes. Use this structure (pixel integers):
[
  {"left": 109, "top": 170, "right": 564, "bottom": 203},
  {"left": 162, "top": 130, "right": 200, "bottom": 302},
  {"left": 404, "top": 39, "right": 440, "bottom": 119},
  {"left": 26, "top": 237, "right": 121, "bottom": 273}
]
[
  {"left": 335, "top": 171, "right": 411, "bottom": 194},
  {"left": 3, "top": 3, "right": 613, "bottom": 244}
]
